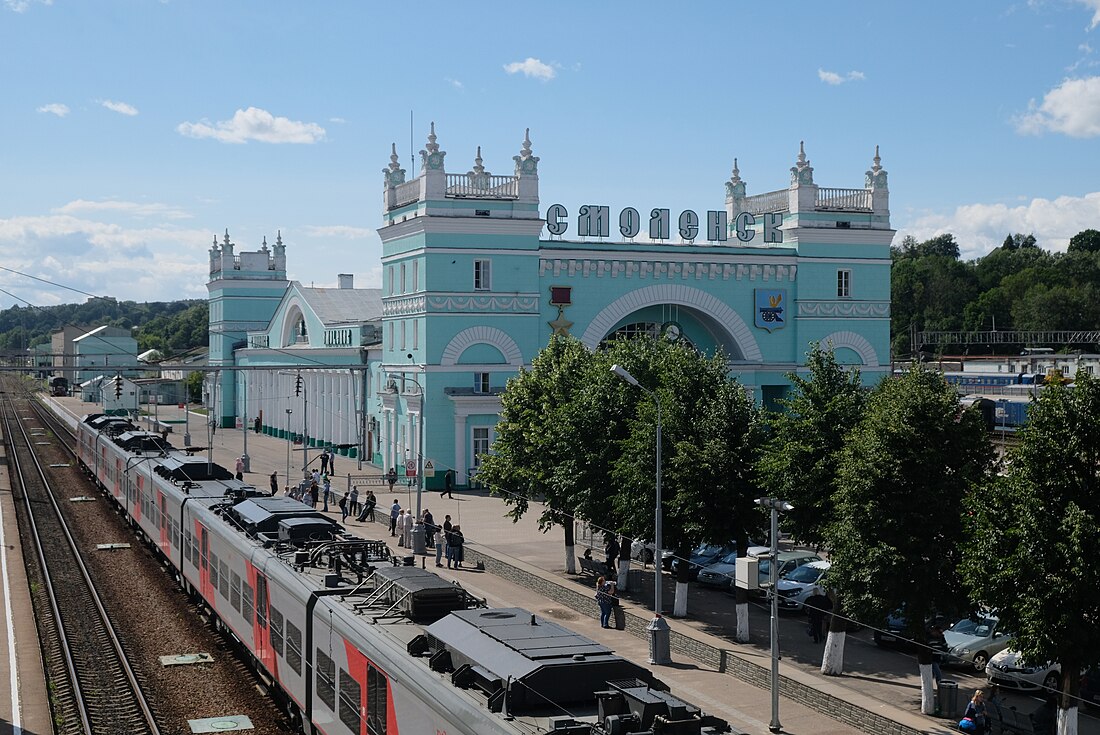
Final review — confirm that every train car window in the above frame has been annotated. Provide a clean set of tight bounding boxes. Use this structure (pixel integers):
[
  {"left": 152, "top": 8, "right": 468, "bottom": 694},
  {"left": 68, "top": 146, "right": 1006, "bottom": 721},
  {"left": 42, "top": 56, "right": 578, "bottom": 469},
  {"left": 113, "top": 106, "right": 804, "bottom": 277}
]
[
  {"left": 210, "top": 552, "right": 220, "bottom": 591},
  {"left": 230, "top": 571, "right": 241, "bottom": 612},
  {"left": 219, "top": 561, "right": 229, "bottom": 599},
  {"left": 315, "top": 650, "right": 336, "bottom": 710},
  {"left": 255, "top": 576, "right": 268, "bottom": 628},
  {"left": 241, "top": 582, "right": 254, "bottom": 626},
  {"left": 338, "top": 669, "right": 363, "bottom": 732},
  {"left": 367, "top": 666, "right": 388, "bottom": 735},
  {"left": 269, "top": 607, "right": 284, "bottom": 657},
  {"left": 285, "top": 621, "right": 302, "bottom": 675}
]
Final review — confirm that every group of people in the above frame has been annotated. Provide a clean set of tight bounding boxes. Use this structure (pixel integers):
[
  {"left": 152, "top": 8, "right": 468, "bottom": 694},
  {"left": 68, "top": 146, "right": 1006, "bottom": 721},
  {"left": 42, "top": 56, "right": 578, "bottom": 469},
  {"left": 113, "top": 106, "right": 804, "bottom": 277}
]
[{"left": 385, "top": 500, "right": 465, "bottom": 567}]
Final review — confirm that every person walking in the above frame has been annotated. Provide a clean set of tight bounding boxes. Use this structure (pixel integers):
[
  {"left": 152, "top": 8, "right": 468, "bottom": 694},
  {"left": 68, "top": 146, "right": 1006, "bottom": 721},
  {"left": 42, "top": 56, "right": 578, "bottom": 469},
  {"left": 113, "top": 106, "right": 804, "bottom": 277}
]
[
  {"left": 396, "top": 509, "right": 409, "bottom": 547},
  {"left": 804, "top": 591, "right": 832, "bottom": 644},
  {"left": 604, "top": 533, "right": 620, "bottom": 576},
  {"left": 309, "top": 481, "right": 319, "bottom": 509},
  {"left": 386, "top": 467, "right": 398, "bottom": 492},
  {"left": 441, "top": 469, "right": 454, "bottom": 499},
  {"left": 234, "top": 456, "right": 244, "bottom": 481},
  {"left": 446, "top": 524, "right": 464, "bottom": 568},
  {"left": 349, "top": 487, "right": 360, "bottom": 518},
  {"left": 269, "top": 471, "right": 279, "bottom": 496},
  {"left": 339, "top": 491, "right": 350, "bottom": 524},
  {"left": 422, "top": 509, "right": 436, "bottom": 549},
  {"left": 595, "top": 576, "right": 617, "bottom": 629},
  {"left": 322, "top": 475, "right": 331, "bottom": 512}
]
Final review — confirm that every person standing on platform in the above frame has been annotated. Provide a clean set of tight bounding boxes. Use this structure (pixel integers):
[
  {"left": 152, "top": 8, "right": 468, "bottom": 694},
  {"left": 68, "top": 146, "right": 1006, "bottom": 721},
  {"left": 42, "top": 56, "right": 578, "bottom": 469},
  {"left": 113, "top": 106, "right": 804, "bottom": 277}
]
[
  {"left": 339, "top": 491, "right": 350, "bottom": 524},
  {"left": 441, "top": 469, "right": 454, "bottom": 499},
  {"left": 396, "top": 509, "right": 408, "bottom": 547},
  {"left": 322, "top": 475, "right": 331, "bottom": 512},
  {"left": 422, "top": 509, "right": 436, "bottom": 549},
  {"left": 349, "top": 486, "right": 360, "bottom": 518},
  {"left": 235, "top": 456, "right": 244, "bottom": 481},
  {"left": 308, "top": 482, "right": 319, "bottom": 509},
  {"left": 328, "top": 450, "right": 335, "bottom": 474},
  {"left": 386, "top": 467, "right": 398, "bottom": 491},
  {"left": 604, "top": 533, "right": 620, "bottom": 576},
  {"left": 269, "top": 471, "right": 279, "bottom": 496},
  {"left": 320, "top": 448, "right": 329, "bottom": 475},
  {"left": 389, "top": 499, "right": 401, "bottom": 536}
]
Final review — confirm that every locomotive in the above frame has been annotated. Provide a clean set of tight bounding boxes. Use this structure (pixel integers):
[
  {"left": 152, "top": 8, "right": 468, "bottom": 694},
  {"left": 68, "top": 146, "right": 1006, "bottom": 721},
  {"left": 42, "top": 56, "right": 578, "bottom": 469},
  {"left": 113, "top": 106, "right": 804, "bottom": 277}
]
[{"left": 73, "top": 411, "right": 730, "bottom": 735}]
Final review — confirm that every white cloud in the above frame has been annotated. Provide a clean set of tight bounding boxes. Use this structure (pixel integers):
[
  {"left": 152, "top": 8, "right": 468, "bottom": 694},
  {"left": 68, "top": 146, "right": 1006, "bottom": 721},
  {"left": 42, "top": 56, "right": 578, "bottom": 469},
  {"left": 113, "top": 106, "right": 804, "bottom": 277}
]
[
  {"left": 100, "top": 99, "right": 138, "bottom": 116},
  {"left": 37, "top": 103, "right": 69, "bottom": 117},
  {"left": 0, "top": 213, "right": 210, "bottom": 307},
  {"left": 1077, "top": 0, "right": 1100, "bottom": 29},
  {"left": 4, "top": 0, "right": 52, "bottom": 12},
  {"left": 445, "top": 77, "right": 464, "bottom": 90},
  {"left": 329, "top": 117, "right": 346, "bottom": 124},
  {"left": 300, "top": 225, "right": 374, "bottom": 239},
  {"left": 818, "top": 68, "right": 866, "bottom": 85},
  {"left": 177, "top": 107, "right": 326, "bottom": 144},
  {"left": 1015, "top": 76, "right": 1100, "bottom": 137},
  {"left": 898, "top": 191, "right": 1100, "bottom": 259},
  {"left": 503, "top": 57, "right": 556, "bottom": 81},
  {"left": 54, "top": 199, "right": 191, "bottom": 220}
]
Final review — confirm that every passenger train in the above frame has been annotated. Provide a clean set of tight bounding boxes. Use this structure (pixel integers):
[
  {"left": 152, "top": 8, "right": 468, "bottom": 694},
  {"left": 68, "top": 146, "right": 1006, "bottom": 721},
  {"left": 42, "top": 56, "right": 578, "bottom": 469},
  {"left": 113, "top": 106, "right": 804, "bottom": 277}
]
[{"left": 73, "top": 411, "right": 730, "bottom": 735}]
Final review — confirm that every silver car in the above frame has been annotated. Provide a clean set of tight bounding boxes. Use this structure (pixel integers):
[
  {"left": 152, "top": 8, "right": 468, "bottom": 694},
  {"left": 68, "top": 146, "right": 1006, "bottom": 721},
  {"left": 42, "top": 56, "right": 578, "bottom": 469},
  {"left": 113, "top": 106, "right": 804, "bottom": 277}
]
[{"left": 943, "top": 613, "right": 1012, "bottom": 672}]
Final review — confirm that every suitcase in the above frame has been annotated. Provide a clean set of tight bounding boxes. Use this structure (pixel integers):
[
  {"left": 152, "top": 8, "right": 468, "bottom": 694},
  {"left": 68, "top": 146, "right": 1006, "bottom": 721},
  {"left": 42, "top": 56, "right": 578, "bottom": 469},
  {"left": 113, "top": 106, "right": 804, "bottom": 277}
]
[{"left": 613, "top": 606, "right": 626, "bottom": 630}]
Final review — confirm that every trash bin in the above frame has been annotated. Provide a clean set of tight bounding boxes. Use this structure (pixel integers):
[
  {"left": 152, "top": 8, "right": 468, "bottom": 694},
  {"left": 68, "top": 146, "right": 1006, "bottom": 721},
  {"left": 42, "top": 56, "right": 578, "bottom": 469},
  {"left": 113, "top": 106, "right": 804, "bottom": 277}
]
[
  {"left": 937, "top": 679, "right": 959, "bottom": 719},
  {"left": 613, "top": 605, "right": 626, "bottom": 630}
]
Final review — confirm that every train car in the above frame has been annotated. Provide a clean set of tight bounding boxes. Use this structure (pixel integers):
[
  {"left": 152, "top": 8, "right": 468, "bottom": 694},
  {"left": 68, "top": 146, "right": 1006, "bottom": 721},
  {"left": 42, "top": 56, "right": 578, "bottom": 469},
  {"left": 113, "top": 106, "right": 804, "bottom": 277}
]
[
  {"left": 48, "top": 376, "right": 69, "bottom": 396},
  {"left": 941, "top": 372, "right": 1035, "bottom": 389},
  {"left": 74, "top": 412, "right": 731, "bottom": 735}
]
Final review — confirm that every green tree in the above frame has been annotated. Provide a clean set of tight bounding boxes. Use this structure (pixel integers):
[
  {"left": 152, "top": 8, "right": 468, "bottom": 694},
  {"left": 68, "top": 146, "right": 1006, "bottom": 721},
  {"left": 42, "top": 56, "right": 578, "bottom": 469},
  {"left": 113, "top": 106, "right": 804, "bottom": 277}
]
[
  {"left": 1067, "top": 228, "right": 1100, "bottom": 254},
  {"left": 1001, "top": 232, "right": 1038, "bottom": 251},
  {"left": 757, "top": 343, "right": 865, "bottom": 550},
  {"left": 606, "top": 336, "right": 761, "bottom": 618},
  {"left": 826, "top": 367, "right": 993, "bottom": 710},
  {"left": 962, "top": 375, "right": 1100, "bottom": 730},
  {"left": 186, "top": 370, "right": 204, "bottom": 403}
]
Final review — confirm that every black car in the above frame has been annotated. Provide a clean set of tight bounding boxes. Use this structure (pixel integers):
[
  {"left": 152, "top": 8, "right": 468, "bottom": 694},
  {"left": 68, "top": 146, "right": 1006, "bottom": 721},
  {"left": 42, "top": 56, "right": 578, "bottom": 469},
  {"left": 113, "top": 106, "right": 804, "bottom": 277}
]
[{"left": 670, "top": 542, "right": 734, "bottom": 580}]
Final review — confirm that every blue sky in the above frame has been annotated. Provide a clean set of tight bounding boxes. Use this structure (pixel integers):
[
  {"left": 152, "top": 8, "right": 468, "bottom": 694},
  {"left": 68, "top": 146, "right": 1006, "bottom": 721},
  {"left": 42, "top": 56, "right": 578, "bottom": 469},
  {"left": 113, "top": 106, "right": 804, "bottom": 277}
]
[{"left": 2, "top": 0, "right": 1100, "bottom": 309}]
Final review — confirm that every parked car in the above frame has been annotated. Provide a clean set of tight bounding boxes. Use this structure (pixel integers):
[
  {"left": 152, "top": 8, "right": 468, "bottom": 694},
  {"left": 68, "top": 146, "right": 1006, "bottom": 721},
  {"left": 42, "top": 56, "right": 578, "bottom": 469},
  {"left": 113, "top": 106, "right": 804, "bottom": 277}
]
[
  {"left": 873, "top": 607, "right": 954, "bottom": 648},
  {"left": 776, "top": 560, "right": 831, "bottom": 611},
  {"left": 986, "top": 648, "right": 1060, "bottom": 693},
  {"left": 943, "top": 613, "right": 1012, "bottom": 671},
  {"left": 670, "top": 542, "right": 735, "bottom": 580},
  {"left": 697, "top": 549, "right": 820, "bottom": 591}
]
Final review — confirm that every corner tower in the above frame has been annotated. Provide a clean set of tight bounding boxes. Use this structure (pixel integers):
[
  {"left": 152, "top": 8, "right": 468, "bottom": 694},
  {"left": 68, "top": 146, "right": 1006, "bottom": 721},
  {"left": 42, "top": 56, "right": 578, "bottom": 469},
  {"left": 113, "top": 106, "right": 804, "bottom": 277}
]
[{"left": 207, "top": 230, "right": 289, "bottom": 427}]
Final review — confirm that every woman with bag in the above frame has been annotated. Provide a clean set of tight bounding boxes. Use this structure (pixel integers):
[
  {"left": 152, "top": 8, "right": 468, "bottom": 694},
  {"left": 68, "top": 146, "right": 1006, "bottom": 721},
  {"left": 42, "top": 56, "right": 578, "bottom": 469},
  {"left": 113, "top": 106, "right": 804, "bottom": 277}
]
[{"left": 595, "top": 576, "right": 617, "bottom": 629}]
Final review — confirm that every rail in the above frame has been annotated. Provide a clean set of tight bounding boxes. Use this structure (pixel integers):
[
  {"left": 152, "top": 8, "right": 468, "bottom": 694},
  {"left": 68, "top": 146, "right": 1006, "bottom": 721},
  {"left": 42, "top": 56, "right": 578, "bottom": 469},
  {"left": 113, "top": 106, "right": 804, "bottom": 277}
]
[
  {"left": 445, "top": 173, "right": 519, "bottom": 199},
  {"left": 3, "top": 394, "right": 161, "bottom": 735},
  {"left": 815, "top": 187, "right": 872, "bottom": 211},
  {"left": 741, "top": 189, "right": 789, "bottom": 215}
]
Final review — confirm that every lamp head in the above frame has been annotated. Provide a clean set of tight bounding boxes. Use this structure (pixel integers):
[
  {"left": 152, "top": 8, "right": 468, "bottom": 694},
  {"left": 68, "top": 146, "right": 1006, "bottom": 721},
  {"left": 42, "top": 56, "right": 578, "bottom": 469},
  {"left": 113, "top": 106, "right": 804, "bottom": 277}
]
[{"left": 610, "top": 364, "right": 639, "bottom": 387}]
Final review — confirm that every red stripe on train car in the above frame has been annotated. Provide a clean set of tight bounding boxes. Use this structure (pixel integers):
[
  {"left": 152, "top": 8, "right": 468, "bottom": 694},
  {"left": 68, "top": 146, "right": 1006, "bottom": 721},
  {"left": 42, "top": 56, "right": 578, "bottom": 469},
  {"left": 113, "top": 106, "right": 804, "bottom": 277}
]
[{"left": 246, "top": 561, "right": 279, "bottom": 683}]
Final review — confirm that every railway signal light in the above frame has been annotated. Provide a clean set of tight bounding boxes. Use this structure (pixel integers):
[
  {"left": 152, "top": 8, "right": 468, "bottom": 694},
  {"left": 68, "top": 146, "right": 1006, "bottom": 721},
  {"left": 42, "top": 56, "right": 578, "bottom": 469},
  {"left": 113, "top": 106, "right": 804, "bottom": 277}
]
[
  {"left": 295, "top": 372, "right": 303, "bottom": 397},
  {"left": 114, "top": 374, "right": 123, "bottom": 399}
]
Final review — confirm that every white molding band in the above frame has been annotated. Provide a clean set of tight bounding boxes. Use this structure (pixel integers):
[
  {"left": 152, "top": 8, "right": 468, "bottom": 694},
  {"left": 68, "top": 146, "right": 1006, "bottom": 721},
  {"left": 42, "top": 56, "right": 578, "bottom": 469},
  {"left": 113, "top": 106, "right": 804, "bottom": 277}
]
[{"left": 439, "top": 326, "right": 524, "bottom": 367}]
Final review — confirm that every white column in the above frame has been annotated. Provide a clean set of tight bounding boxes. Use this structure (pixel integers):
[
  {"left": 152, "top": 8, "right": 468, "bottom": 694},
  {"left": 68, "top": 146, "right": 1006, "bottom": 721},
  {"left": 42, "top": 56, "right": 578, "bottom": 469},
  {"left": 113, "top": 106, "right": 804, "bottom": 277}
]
[{"left": 453, "top": 411, "right": 466, "bottom": 481}]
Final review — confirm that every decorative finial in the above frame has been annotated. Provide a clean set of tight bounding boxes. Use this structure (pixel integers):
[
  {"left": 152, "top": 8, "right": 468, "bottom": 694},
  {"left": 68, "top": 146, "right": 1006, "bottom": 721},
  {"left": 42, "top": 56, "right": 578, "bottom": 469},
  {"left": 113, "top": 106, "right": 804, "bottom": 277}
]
[
  {"left": 872, "top": 144, "right": 881, "bottom": 174},
  {"left": 790, "top": 141, "right": 814, "bottom": 186},
  {"left": 725, "top": 157, "right": 746, "bottom": 199},
  {"left": 261, "top": 235, "right": 268, "bottom": 250},
  {"left": 389, "top": 143, "right": 401, "bottom": 171},
  {"left": 473, "top": 146, "right": 485, "bottom": 175},
  {"left": 731, "top": 158, "right": 741, "bottom": 184},
  {"left": 212, "top": 235, "right": 218, "bottom": 248},
  {"left": 513, "top": 127, "right": 540, "bottom": 176},
  {"left": 223, "top": 228, "right": 231, "bottom": 246},
  {"left": 865, "top": 145, "right": 887, "bottom": 189},
  {"left": 383, "top": 142, "right": 407, "bottom": 185},
  {"left": 276, "top": 230, "right": 283, "bottom": 247},
  {"left": 419, "top": 122, "right": 446, "bottom": 171},
  {"left": 426, "top": 121, "right": 439, "bottom": 154}
]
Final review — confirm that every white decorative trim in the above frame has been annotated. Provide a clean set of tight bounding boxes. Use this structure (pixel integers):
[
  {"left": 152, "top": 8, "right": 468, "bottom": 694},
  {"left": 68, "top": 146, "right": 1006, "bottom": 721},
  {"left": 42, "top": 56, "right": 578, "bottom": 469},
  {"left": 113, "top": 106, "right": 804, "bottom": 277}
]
[
  {"left": 440, "top": 327, "right": 524, "bottom": 367},
  {"left": 820, "top": 331, "right": 879, "bottom": 366},
  {"left": 798, "top": 301, "right": 890, "bottom": 318},
  {"left": 581, "top": 284, "right": 763, "bottom": 362},
  {"left": 381, "top": 295, "right": 426, "bottom": 317},
  {"left": 423, "top": 295, "right": 538, "bottom": 313},
  {"left": 539, "top": 259, "right": 797, "bottom": 283}
]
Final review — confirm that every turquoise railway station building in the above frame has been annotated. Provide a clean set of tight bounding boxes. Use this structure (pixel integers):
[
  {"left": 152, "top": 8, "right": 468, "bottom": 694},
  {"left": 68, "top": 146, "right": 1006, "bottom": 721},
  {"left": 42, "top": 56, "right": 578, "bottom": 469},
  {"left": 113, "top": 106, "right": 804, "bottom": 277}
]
[{"left": 207, "top": 126, "right": 893, "bottom": 487}]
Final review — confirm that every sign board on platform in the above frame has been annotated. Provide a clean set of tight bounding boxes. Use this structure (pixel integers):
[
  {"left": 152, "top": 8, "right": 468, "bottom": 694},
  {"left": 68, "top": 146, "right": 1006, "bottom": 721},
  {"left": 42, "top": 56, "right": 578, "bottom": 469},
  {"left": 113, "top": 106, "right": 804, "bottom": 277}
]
[
  {"left": 405, "top": 459, "right": 417, "bottom": 477},
  {"left": 423, "top": 459, "right": 435, "bottom": 478}
]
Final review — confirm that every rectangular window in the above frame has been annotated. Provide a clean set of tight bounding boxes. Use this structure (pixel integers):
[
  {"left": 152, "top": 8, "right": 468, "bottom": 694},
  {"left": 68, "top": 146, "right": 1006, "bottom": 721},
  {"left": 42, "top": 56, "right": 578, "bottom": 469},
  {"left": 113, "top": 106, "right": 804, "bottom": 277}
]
[
  {"left": 285, "top": 621, "right": 302, "bottom": 675},
  {"left": 837, "top": 269, "right": 852, "bottom": 298},
  {"left": 472, "top": 427, "right": 491, "bottom": 468},
  {"left": 474, "top": 259, "right": 491, "bottom": 291},
  {"left": 367, "top": 666, "right": 389, "bottom": 735},
  {"left": 255, "top": 576, "right": 268, "bottom": 629},
  {"left": 230, "top": 571, "right": 241, "bottom": 612},
  {"left": 339, "top": 669, "right": 363, "bottom": 732},
  {"left": 400, "top": 263, "right": 406, "bottom": 294},
  {"left": 412, "top": 320, "right": 419, "bottom": 350},
  {"left": 412, "top": 261, "right": 419, "bottom": 291},
  {"left": 210, "top": 552, "right": 220, "bottom": 591},
  {"left": 474, "top": 373, "right": 490, "bottom": 394},
  {"left": 316, "top": 650, "right": 336, "bottom": 710},
  {"left": 387, "top": 322, "right": 393, "bottom": 350},
  {"left": 241, "top": 582, "right": 254, "bottom": 626},
  {"left": 219, "top": 561, "right": 229, "bottom": 598},
  {"left": 387, "top": 266, "right": 394, "bottom": 295},
  {"left": 1088, "top": 365, "right": 1095, "bottom": 375},
  {"left": 270, "top": 607, "right": 284, "bottom": 657},
  {"left": 400, "top": 320, "right": 406, "bottom": 350}
]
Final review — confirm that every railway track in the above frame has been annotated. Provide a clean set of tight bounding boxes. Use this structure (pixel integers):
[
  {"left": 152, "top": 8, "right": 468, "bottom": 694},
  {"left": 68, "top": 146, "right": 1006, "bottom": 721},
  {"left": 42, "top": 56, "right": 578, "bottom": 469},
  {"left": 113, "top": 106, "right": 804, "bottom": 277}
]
[{"left": 1, "top": 391, "right": 161, "bottom": 735}]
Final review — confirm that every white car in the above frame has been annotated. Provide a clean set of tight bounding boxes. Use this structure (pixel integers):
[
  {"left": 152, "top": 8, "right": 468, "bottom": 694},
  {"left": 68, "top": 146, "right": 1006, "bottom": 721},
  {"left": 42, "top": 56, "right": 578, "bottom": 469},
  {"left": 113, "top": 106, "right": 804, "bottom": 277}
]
[
  {"left": 987, "top": 648, "right": 1060, "bottom": 692},
  {"left": 775, "top": 560, "right": 831, "bottom": 611}
]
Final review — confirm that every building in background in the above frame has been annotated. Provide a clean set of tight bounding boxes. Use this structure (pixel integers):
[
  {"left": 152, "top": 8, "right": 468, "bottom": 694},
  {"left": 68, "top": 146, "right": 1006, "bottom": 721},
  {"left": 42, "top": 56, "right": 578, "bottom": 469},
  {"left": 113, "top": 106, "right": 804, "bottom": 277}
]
[
  {"left": 209, "top": 127, "right": 893, "bottom": 488},
  {"left": 73, "top": 325, "right": 138, "bottom": 383}
]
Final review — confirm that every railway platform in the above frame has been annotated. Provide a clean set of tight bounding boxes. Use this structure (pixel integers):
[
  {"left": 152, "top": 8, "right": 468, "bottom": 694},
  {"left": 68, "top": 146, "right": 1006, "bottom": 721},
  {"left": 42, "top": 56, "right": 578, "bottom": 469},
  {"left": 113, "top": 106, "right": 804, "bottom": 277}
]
[
  {"left": 44, "top": 395, "right": 1089, "bottom": 735},
  {"left": 0, "top": 408, "right": 62, "bottom": 734}
]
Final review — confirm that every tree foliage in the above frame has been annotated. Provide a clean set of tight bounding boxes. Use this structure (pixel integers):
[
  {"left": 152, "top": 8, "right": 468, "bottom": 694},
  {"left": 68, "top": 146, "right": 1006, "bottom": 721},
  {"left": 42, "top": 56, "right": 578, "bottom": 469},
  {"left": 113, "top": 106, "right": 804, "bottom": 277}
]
[
  {"left": 962, "top": 375, "right": 1100, "bottom": 710},
  {"left": 827, "top": 367, "right": 993, "bottom": 641},
  {"left": 756, "top": 344, "right": 866, "bottom": 549}
]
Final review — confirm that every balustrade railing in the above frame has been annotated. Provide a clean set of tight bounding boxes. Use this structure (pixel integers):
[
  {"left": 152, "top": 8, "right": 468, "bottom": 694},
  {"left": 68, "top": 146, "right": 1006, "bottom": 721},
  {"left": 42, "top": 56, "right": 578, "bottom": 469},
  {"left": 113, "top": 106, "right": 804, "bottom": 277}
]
[
  {"left": 391, "top": 180, "right": 420, "bottom": 208},
  {"left": 741, "top": 189, "right": 789, "bottom": 215},
  {"left": 816, "top": 187, "right": 871, "bottom": 211},
  {"left": 445, "top": 173, "right": 519, "bottom": 199}
]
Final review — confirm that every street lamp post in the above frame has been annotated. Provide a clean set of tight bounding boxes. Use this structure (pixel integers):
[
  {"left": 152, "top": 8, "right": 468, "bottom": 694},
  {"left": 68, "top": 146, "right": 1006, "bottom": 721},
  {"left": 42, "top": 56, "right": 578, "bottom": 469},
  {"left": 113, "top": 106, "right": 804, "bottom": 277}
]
[
  {"left": 285, "top": 408, "right": 293, "bottom": 493},
  {"left": 610, "top": 364, "right": 670, "bottom": 665},
  {"left": 755, "top": 496, "right": 794, "bottom": 734},
  {"left": 387, "top": 372, "right": 426, "bottom": 555}
]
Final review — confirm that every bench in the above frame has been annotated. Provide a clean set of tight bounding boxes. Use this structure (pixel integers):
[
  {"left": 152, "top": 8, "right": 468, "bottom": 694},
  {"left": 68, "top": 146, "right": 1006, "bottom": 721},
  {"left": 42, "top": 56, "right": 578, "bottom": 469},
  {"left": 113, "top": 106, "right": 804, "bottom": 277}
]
[
  {"left": 577, "top": 555, "right": 609, "bottom": 576},
  {"left": 989, "top": 699, "right": 1053, "bottom": 735}
]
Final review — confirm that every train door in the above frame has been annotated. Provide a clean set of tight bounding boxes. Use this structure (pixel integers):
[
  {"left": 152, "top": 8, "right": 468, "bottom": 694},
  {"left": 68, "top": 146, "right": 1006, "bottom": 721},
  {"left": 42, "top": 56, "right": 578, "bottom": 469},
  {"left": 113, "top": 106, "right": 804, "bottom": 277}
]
[
  {"left": 197, "top": 524, "right": 212, "bottom": 600},
  {"left": 158, "top": 493, "right": 168, "bottom": 553},
  {"left": 251, "top": 570, "right": 278, "bottom": 679}
]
